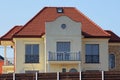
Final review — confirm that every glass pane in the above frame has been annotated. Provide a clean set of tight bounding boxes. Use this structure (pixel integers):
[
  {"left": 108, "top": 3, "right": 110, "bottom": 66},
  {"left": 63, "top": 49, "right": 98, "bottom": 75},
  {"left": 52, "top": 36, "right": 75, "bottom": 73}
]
[
  {"left": 25, "top": 55, "right": 31, "bottom": 63},
  {"left": 86, "top": 55, "right": 92, "bottom": 63},
  {"left": 25, "top": 44, "right": 31, "bottom": 55},
  {"left": 33, "top": 44, "right": 39, "bottom": 54},
  {"left": 85, "top": 44, "right": 92, "bottom": 55},
  {"left": 92, "top": 44, "right": 99, "bottom": 55},
  {"left": 57, "top": 42, "right": 70, "bottom": 52},
  {"left": 93, "top": 55, "right": 99, "bottom": 63},
  {"left": 109, "top": 54, "right": 115, "bottom": 69}
]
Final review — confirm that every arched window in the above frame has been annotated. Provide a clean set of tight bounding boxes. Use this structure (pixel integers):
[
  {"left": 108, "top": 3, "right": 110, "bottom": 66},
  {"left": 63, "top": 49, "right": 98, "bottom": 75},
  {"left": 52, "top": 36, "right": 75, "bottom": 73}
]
[
  {"left": 69, "top": 68, "right": 78, "bottom": 72},
  {"left": 109, "top": 54, "right": 115, "bottom": 69}
]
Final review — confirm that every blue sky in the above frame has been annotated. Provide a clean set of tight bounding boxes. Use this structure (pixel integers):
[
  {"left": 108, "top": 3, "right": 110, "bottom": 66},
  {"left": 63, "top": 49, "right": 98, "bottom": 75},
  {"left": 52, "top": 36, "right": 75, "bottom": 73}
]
[{"left": 0, "top": 0, "right": 120, "bottom": 58}]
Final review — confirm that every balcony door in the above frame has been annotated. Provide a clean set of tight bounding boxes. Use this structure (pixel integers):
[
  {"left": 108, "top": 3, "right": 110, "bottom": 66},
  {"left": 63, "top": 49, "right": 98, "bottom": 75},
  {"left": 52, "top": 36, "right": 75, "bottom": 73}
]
[{"left": 56, "top": 42, "right": 70, "bottom": 60}]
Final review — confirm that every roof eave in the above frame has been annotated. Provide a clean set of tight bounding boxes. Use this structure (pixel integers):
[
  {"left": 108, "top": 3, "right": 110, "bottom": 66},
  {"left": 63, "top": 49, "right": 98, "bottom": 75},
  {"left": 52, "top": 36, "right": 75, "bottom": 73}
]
[{"left": 84, "top": 36, "right": 110, "bottom": 38}]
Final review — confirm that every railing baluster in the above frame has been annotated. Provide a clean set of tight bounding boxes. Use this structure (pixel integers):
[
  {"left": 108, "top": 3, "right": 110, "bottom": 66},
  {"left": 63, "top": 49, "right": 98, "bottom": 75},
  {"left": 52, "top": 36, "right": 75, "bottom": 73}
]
[{"left": 48, "top": 51, "right": 81, "bottom": 61}]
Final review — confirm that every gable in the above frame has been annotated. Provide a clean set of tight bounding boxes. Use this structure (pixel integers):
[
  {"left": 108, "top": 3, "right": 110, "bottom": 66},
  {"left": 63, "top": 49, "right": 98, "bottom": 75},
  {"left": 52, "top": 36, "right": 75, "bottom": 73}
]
[{"left": 46, "top": 16, "right": 81, "bottom": 36}]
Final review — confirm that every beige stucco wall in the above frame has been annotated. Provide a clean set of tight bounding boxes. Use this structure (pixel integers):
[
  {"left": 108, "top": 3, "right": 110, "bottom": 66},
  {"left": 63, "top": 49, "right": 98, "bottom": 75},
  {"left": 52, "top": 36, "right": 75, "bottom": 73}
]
[
  {"left": 13, "top": 38, "right": 45, "bottom": 73},
  {"left": 49, "top": 63, "right": 79, "bottom": 72},
  {"left": 109, "top": 43, "right": 120, "bottom": 71},
  {"left": 82, "top": 38, "right": 109, "bottom": 71},
  {"left": 45, "top": 16, "right": 82, "bottom": 72}
]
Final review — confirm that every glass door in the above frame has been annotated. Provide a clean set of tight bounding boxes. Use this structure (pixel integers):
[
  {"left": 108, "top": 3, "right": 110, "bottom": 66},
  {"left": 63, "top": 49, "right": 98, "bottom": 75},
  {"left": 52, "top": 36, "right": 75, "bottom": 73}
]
[{"left": 56, "top": 42, "right": 70, "bottom": 61}]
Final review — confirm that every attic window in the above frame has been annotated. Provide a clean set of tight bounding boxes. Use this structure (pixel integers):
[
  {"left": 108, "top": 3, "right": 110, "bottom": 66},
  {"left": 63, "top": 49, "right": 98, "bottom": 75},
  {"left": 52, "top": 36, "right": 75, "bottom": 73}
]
[
  {"left": 57, "top": 8, "right": 63, "bottom": 13},
  {"left": 61, "top": 24, "right": 66, "bottom": 29}
]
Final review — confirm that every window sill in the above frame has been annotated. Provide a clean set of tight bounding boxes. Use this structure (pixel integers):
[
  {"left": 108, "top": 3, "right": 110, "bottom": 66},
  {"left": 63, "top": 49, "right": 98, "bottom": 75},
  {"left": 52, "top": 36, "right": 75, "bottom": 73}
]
[
  {"left": 85, "top": 62, "right": 100, "bottom": 64},
  {"left": 24, "top": 62, "right": 40, "bottom": 64}
]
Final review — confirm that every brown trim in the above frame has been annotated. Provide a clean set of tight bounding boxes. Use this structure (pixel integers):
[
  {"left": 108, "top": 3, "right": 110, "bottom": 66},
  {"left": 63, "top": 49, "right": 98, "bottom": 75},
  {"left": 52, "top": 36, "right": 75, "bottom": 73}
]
[{"left": 84, "top": 36, "right": 110, "bottom": 38}]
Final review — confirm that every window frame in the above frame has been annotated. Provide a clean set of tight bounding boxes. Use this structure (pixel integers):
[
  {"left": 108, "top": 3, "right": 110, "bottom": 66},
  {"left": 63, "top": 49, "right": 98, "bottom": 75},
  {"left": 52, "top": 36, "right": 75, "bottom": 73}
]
[
  {"left": 56, "top": 7, "right": 64, "bottom": 13},
  {"left": 109, "top": 54, "right": 115, "bottom": 69},
  {"left": 69, "top": 68, "right": 78, "bottom": 72},
  {"left": 62, "top": 68, "right": 66, "bottom": 72},
  {"left": 25, "top": 44, "right": 39, "bottom": 63},
  {"left": 85, "top": 44, "right": 99, "bottom": 63}
]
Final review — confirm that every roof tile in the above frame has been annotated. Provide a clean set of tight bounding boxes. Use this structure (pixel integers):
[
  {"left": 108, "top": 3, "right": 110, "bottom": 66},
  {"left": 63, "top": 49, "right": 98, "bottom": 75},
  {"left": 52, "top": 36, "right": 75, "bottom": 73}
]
[
  {"left": 14, "top": 7, "right": 110, "bottom": 38},
  {"left": 106, "top": 30, "right": 120, "bottom": 42},
  {"left": 0, "top": 26, "right": 22, "bottom": 40}
]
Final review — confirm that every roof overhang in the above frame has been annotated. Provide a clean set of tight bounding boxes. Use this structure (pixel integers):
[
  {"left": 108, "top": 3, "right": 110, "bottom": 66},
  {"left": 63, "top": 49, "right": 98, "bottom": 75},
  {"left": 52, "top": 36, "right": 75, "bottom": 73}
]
[{"left": 0, "top": 40, "right": 14, "bottom": 46}]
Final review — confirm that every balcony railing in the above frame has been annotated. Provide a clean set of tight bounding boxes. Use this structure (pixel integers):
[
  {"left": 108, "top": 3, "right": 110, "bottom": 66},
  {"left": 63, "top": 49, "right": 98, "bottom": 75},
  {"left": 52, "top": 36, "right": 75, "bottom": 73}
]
[
  {"left": 48, "top": 52, "right": 81, "bottom": 61},
  {"left": 25, "top": 54, "right": 39, "bottom": 63},
  {"left": 4, "top": 58, "right": 14, "bottom": 66}
]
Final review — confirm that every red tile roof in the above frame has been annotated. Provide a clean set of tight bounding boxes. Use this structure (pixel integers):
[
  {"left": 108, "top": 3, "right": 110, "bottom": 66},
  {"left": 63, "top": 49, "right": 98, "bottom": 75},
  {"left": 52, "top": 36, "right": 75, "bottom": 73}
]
[
  {"left": 1, "top": 7, "right": 120, "bottom": 43},
  {"left": 0, "top": 26, "right": 22, "bottom": 40},
  {"left": 14, "top": 7, "right": 110, "bottom": 38},
  {"left": 105, "top": 30, "right": 120, "bottom": 42}
]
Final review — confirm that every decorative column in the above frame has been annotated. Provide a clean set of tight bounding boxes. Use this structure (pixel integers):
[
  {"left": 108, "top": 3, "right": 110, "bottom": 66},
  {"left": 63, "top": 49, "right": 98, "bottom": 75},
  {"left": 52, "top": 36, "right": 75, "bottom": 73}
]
[
  {"left": 13, "top": 46, "right": 16, "bottom": 72},
  {"left": 4, "top": 46, "right": 7, "bottom": 65}
]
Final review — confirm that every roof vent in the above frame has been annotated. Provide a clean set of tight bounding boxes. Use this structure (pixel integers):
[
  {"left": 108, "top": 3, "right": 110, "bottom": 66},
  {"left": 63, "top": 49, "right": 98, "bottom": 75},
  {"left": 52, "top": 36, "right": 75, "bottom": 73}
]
[{"left": 57, "top": 8, "right": 63, "bottom": 13}]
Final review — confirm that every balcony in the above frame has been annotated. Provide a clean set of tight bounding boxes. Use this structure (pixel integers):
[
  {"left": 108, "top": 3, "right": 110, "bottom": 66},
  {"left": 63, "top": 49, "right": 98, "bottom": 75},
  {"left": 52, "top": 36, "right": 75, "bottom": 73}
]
[
  {"left": 48, "top": 52, "right": 81, "bottom": 61},
  {"left": 2, "top": 58, "right": 14, "bottom": 73}
]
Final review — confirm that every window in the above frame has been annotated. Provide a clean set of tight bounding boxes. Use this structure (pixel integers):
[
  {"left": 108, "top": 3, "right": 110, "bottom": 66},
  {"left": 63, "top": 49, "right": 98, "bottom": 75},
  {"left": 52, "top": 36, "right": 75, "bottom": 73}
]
[
  {"left": 25, "top": 44, "right": 39, "bottom": 63},
  {"left": 56, "top": 42, "right": 70, "bottom": 60},
  {"left": 57, "top": 42, "right": 70, "bottom": 52},
  {"left": 57, "top": 8, "right": 63, "bottom": 13},
  {"left": 85, "top": 44, "right": 99, "bottom": 63},
  {"left": 109, "top": 54, "right": 115, "bottom": 69},
  {"left": 62, "top": 68, "right": 66, "bottom": 72},
  {"left": 61, "top": 24, "right": 66, "bottom": 29},
  {"left": 69, "top": 68, "right": 78, "bottom": 72}
]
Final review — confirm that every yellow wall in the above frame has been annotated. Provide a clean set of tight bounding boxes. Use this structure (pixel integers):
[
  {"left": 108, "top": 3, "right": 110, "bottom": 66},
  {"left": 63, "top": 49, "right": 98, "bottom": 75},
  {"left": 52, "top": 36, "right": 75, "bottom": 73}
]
[
  {"left": 49, "top": 63, "right": 79, "bottom": 72},
  {"left": 82, "top": 38, "right": 109, "bottom": 71},
  {"left": 13, "top": 38, "right": 45, "bottom": 73},
  {"left": 13, "top": 38, "right": 109, "bottom": 72},
  {"left": 2, "top": 66, "right": 14, "bottom": 73}
]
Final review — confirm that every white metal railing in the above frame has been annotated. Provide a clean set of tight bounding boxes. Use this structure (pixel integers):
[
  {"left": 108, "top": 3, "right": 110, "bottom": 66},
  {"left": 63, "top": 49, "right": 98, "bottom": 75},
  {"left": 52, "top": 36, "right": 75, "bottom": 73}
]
[{"left": 48, "top": 51, "right": 81, "bottom": 61}]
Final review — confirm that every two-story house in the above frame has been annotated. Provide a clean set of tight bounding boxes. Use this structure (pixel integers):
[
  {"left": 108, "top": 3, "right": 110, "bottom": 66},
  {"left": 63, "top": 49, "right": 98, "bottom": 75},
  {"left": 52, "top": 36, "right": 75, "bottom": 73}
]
[{"left": 0, "top": 7, "right": 120, "bottom": 73}]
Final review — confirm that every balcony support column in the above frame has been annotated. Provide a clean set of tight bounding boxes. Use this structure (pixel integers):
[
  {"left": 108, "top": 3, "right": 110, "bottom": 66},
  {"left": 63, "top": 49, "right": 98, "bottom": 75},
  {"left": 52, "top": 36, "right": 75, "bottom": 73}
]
[{"left": 4, "top": 46, "right": 7, "bottom": 65}]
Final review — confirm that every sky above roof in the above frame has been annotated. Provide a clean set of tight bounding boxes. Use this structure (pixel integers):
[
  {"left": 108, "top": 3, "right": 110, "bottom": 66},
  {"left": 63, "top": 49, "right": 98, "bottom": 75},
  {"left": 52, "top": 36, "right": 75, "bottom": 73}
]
[{"left": 0, "top": 0, "right": 120, "bottom": 58}]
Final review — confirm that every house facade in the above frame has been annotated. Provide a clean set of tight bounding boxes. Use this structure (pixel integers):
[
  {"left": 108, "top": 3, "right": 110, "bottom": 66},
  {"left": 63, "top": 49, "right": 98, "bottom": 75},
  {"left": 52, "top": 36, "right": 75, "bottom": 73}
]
[{"left": 0, "top": 7, "right": 120, "bottom": 73}]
